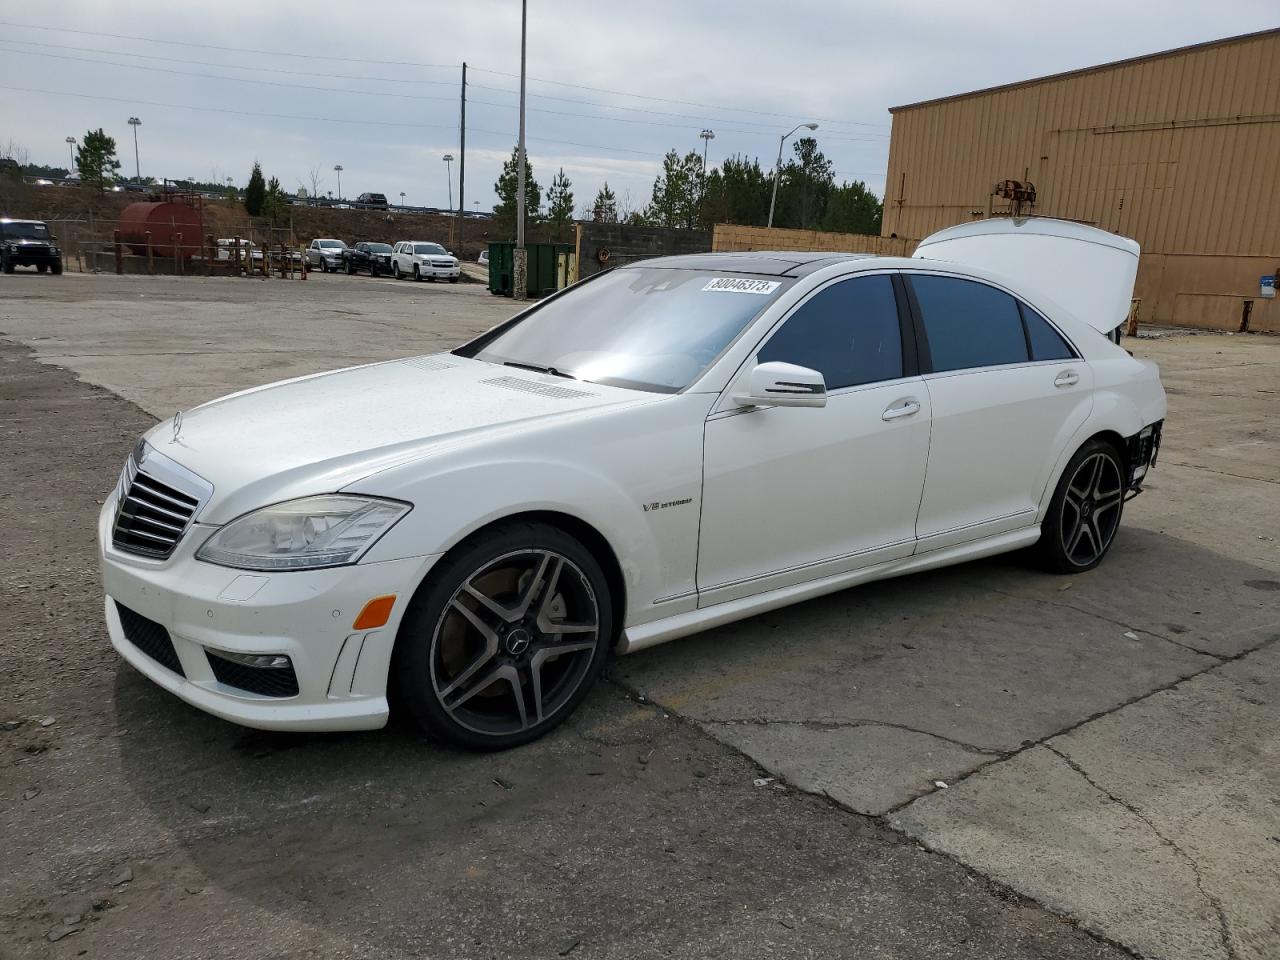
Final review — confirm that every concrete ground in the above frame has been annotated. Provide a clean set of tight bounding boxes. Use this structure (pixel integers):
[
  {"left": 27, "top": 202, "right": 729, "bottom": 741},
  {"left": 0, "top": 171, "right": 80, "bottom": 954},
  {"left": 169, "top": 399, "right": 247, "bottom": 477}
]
[{"left": 2, "top": 273, "right": 1277, "bottom": 959}]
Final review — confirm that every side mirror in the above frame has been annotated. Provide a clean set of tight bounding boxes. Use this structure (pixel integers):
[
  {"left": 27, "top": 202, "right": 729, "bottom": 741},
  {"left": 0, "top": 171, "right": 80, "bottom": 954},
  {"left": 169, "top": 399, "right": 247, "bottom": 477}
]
[{"left": 734, "top": 361, "right": 827, "bottom": 409}]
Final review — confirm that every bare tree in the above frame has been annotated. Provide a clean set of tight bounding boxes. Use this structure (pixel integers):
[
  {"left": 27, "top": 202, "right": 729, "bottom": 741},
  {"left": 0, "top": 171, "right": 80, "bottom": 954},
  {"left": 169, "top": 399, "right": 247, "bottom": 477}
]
[
  {"left": 306, "top": 165, "right": 325, "bottom": 201},
  {"left": 616, "top": 186, "right": 637, "bottom": 223},
  {"left": 1, "top": 138, "right": 30, "bottom": 165}
]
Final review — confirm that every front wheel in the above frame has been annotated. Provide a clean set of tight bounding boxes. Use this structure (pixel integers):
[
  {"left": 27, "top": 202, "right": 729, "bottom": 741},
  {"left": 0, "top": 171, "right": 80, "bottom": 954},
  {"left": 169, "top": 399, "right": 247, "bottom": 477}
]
[
  {"left": 392, "top": 522, "right": 613, "bottom": 750},
  {"left": 346, "top": 261, "right": 355, "bottom": 274},
  {"left": 393, "top": 262, "right": 402, "bottom": 279},
  {"left": 412, "top": 265, "right": 421, "bottom": 281},
  {"left": 1036, "top": 439, "right": 1126, "bottom": 573},
  {"left": 50, "top": 261, "right": 62, "bottom": 275},
  {"left": 448, "top": 276, "right": 459, "bottom": 284}
]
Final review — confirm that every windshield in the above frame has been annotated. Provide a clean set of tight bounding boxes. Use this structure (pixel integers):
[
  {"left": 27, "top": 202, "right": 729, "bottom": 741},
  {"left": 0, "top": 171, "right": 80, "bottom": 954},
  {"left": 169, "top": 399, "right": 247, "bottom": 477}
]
[
  {"left": 413, "top": 243, "right": 447, "bottom": 256},
  {"left": 465, "top": 268, "right": 793, "bottom": 393},
  {"left": 366, "top": 242, "right": 392, "bottom": 253},
  {"left": 318, "top": 240, "right": 345, "bottom": 249},
  {"left": 1, "top": 221, "right": 50, "bottom": 240}
]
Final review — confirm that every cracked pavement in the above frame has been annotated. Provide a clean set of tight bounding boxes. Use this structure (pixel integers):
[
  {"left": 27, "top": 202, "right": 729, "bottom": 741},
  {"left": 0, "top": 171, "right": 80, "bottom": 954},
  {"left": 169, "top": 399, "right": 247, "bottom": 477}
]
[{"left": 3, "top": 275, "right": 1279, "bottom": 959}]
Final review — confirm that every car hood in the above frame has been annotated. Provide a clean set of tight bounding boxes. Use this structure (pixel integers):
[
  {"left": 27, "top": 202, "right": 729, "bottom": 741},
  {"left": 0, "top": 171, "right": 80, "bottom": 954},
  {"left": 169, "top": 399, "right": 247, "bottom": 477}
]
[{"left": 145, "top": 355, "right": 652, "bottom": 524}]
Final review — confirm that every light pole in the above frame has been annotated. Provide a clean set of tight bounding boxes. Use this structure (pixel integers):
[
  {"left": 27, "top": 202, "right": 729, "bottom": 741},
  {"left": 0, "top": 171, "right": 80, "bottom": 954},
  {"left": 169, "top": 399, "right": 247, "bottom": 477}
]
[
  {"left": 399, "top": 191, "right": 406, "bottom": 207},
  {"left": 513, "top": 0, "right": 528, "bottom": 300},
  {"left": 128, "top": 117, "right": 141, "bottom": 183},
  {"left": 333, "top": 164, "right": 343, "bottom": 201},
  {"left": 767, "top": 122, "right": 818, "bottom": 228},
  {"left": 65, "top": 136, "right": 76, "bottom": 172},
  {"left": 443, "top": 154, "right": 454, "bottom": 210},
  {"left": 699, "top": 129, "right": 715, "bottom": 220}
]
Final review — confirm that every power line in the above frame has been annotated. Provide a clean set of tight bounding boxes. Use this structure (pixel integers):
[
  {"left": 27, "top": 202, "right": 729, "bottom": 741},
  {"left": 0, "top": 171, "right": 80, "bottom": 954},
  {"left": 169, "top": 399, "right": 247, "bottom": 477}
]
[
  {"left": 1, "top": 19, "right": 891, "bottom": 132},
  {"left": 0, "top": 19, "right": 457, "bottom": 68},
  {"left": 469, "top": 66, "right": 890, "bottom": 130},
  {"left": 0, "top": 83, "right": 665, "bottom": 162},
  {"left": 0, "top": 44, "right": 459, "bottom": 103},
  {"left": 0, "top": 37, "right": 459, "bottom": 86},
  {"left": 1, "top": 42, "right": 889, "bottom": 146}
]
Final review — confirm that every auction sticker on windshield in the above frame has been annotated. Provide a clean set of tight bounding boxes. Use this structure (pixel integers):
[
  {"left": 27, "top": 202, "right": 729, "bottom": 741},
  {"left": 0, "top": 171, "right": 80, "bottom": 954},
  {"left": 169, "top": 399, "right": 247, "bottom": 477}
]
[{"left": 702, "top": 277, "right": 781, "bottom": 295}]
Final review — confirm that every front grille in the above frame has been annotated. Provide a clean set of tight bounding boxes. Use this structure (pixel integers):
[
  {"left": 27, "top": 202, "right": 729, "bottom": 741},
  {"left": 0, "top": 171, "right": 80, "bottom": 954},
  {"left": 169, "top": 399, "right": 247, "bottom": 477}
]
[
  {"left": 112, "top": 455, "right": 200, "bottom": 558},
  {"left": 206, "top": 651, "right": 300, "bottom": 698},
  {"left": 430, "top": 259, "right": 455, "bottom": 268},
  {"left": 116, "top": 603, "right": 185, "bottom": 677}
]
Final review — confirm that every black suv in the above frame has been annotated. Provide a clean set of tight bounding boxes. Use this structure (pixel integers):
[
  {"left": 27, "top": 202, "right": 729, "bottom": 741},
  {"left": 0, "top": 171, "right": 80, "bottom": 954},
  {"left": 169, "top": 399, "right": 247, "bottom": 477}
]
[
  {"left": 356, "top": 192, "right": 389, "bottom": 210},
  {"left": 343, "top": 241, "right": 393, "bottom": 276},
  {"left": 1, "top": 218, "right": 62, "bottom": 274}
]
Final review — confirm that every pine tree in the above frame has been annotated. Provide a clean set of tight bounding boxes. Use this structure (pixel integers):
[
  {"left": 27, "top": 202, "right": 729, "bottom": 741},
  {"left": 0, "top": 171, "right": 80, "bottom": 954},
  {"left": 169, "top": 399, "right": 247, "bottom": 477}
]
[
  {"left": 244, "top": 162, "right": 266, "bottom": 216},
  {"left": 262, "top": 175, "right": 290, "bottom": 226},
  {"left": 546, "top": 168, "right": 574, "bottom": 241},
  {"left": 591, "top": 182, "right": 618, "bottom": 222},
  {"left": 492, "top": 146, "right": 541, "bottom": 240},
  {"left": 76, "top": 128, "right": 121, "bottom": 193}
]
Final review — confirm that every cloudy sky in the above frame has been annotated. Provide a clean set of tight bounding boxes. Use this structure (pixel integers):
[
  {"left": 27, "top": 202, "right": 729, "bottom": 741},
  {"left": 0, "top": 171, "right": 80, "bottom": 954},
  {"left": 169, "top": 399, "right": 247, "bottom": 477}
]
[{"left": 1, "top": 1, "right": 1275, "bottom": 214}]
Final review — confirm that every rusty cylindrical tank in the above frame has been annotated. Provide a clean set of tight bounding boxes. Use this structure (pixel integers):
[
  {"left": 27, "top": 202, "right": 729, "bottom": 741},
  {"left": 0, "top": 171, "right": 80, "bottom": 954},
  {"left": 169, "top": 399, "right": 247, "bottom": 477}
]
[{"left": 118, "top": 202, "right": 204, "bottom": 259}]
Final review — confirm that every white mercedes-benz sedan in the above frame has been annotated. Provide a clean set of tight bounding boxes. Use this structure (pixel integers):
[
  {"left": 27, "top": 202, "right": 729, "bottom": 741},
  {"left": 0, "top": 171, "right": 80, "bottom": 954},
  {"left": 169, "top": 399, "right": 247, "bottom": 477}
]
[{"left": 100, "top": 217, "right": 1165, "bottom": 750}]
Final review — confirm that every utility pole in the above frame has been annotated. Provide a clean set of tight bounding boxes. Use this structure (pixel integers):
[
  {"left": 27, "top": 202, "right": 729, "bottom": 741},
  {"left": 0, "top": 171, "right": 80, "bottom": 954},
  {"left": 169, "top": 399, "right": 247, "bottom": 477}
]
[
  {"left": 513, "top": 0, "right": 529, "bottom": 301},
  {"left": 333, "top": 164, "right": 343, "bottom": 201},
  {"left": 65, "top": 136, "right": 76, "bottom": 172},
  {"left": 457, "top": 61, "right": 467, "bottom": 257}
]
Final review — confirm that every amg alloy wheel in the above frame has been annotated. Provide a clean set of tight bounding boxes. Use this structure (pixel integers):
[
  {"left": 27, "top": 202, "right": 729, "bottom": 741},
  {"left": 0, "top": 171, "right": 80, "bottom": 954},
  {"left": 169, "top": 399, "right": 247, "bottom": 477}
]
[
  {"left": 1037, "top": 440, "right": 1125, "bottom": 573},
  {"left": 393, "top": 522, "right": 612, "bottom": 750}
]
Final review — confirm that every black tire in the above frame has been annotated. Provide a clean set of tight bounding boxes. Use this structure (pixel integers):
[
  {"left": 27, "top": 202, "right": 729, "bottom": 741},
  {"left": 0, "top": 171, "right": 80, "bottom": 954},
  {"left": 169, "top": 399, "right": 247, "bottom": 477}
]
[
  {"left": 393, "top": 262, "right": 402, "bottom": 279},
  {"left": 1, "top": 255, "right": 12, "bottom": 274},
  {"left": 1036, "top": 439, "right": 1126, "bottom": 573},
  {"left": 392, "top": 521, "right": 614, "bottom": 751},
  {"left": 448, "top": 276, "right": 459, "bottom": 284},
  {"left": 412, "top": 265, "right": 421, "bottom": 281},
  {"left": 370, "top": 264, "right": 379, "bottom": 278},
  {"left": 346, "top": 261, "right": 355, "bottom": 275},
  {"left": 51, "top": 261, "right": 62, "bottom": 275},
  {"left": 36, "top": 264, "right": 48, "bottom": 273},
  {"left": 426, "top": 275, "right": 436, "bottom": 282}
]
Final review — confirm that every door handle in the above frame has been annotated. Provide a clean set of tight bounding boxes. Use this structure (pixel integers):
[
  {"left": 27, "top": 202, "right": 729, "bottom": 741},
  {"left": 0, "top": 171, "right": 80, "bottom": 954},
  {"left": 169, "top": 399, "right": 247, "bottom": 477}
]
[
  {"left": 1055, "top": 370, "right": 1080, "bottom": 388},
  {"left": 882, "top": 398, "right": 922, "bottom": 421}
]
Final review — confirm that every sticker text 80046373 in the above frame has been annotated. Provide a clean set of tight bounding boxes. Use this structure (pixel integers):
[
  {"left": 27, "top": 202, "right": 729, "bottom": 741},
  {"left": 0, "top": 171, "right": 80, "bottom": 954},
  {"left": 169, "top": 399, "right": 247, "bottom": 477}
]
[{"left": 702, "top": 277, "right": 781, "bottom": 295}]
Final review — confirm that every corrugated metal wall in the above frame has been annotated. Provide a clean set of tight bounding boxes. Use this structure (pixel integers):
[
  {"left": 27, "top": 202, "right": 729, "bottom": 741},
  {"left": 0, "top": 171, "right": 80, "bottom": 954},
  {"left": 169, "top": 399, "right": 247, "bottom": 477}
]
[{"left": 882, "top": 30, "right": 1280, "bottom": 256}]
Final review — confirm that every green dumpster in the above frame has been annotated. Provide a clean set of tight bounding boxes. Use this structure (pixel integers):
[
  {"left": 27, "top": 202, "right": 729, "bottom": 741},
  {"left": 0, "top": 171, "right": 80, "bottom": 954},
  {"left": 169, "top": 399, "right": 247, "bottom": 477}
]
[{"left": 487, "top": 241, "right": 573, "bottom": 298}]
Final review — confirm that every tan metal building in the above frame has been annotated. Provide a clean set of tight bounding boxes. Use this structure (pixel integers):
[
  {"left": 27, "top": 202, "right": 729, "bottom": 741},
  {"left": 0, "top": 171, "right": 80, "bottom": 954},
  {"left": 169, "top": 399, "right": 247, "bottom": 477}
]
[{"left": 881, "top": 29, "right": 1280, "bottom": 332}]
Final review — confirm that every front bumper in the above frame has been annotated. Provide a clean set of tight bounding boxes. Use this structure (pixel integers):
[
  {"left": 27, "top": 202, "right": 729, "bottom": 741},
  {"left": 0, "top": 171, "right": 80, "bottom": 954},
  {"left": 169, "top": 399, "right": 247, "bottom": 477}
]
[
  {"left": 417, "top": 261, "right": 460, "bottom": 278},
  {"left": 5, "top": 247, "right": 60, "bottom": 267},
  {"left": 99, "top": 496, "right": 439, "bottom": 731}
]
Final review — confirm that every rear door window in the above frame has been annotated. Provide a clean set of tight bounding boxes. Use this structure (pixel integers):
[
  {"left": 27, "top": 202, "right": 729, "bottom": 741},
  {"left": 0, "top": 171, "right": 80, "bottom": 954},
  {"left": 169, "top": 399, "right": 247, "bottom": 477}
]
[{"left": 908, "top": 275, "right": 1029, "bottom": 373}]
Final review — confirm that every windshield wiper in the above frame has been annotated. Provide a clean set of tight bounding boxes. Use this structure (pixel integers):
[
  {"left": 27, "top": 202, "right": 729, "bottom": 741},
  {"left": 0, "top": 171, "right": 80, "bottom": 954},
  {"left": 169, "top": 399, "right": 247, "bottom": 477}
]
[{"left": 503, "top": 360, "right": 576, "bottom": 380}]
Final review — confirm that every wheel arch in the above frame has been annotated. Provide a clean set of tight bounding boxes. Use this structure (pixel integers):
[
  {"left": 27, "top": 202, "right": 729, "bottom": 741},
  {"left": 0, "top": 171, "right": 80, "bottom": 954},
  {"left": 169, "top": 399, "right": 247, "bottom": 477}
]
[{"left": 398, "top": 508, "right": 627, "bottom": 638}]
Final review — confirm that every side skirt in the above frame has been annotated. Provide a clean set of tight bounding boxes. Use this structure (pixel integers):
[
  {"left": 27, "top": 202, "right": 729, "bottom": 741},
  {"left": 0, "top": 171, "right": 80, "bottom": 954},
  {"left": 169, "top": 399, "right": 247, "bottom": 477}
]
[{"left": 617, "top": 526, "right": 1042, "bottom": 655}]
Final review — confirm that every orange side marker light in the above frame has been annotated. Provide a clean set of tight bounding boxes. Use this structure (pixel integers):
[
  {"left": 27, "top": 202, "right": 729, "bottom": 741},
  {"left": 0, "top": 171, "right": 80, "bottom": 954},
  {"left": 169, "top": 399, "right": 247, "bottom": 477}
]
[{"left": 353, "top": 595, "right": 397, "bottom": 630}]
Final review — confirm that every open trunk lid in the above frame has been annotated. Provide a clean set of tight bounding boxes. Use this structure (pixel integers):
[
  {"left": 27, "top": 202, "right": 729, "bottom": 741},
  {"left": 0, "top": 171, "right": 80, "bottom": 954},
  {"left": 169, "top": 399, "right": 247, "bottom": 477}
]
[{"left": 913, "top": 217, "right": 1139, "bottom": 335}]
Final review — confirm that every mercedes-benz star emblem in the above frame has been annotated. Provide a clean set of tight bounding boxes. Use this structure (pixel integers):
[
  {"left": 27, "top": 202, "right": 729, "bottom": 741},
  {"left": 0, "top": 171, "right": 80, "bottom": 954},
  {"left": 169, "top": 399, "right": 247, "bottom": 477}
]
[{"left": 504, "top": 628, "right": 532, "bottom": 656}]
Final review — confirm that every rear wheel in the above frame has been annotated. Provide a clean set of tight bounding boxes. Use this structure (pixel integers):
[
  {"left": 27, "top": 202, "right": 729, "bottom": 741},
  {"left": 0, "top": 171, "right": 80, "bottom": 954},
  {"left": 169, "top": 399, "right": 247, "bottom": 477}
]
[
  {"left": 1036, "top": 440, "right": 1126, "bottom": 573},
  {"left": 393, "top": 522, "right": 613, "bottom": 750}
]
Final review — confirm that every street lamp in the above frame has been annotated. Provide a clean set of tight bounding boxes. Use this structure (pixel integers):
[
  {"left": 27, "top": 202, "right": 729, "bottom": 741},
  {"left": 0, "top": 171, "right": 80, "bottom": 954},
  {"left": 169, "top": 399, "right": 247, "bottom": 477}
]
[
  {"left": 400, "top": 190, "right": 406, "bottom": 207},
  {"left": 333, "top": 164, "right": 343, "bottom": 201},
  {"left": 767, "top": 122, "right": 818, "bottom": 228},
  {"left": 65, "top": 136, "right": 76, "bottom": 172},
  {"left": 699, "top": 129, "right": 715, "bottom": 174},
  {"left": 128, "top": 117, "right": 142, "bottom": 183},
  {"left": 443, "top": 154, "right": 455, "bottom": 211}
]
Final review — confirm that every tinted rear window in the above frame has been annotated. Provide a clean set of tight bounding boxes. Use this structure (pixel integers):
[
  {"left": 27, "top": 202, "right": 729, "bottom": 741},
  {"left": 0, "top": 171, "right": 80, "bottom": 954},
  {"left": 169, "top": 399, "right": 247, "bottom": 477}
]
[
  {"left": 909, "top": 275, "right": 1028, "bottom": 372},
  {"left": 1021, "top": 304, "right": 1076, "bottom": 361}
]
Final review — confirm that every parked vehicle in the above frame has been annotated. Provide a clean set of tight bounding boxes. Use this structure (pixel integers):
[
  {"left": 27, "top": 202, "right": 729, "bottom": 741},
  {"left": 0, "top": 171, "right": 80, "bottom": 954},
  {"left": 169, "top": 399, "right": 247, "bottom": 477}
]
[
  {"left": 357, "top": 192, "right": 389, "bottom": 210},
  {"left": 343, "top": 241, "right": 393, "bottom": 276},
  {"left": 391, "top": 241, "right": 460, "bottom": 282},
  {"left": 99, "top": 218, "right": 1164, "bottom": 750},
  {"left": 306, "top": 238, "right": 347, "bottom": 272},
  {"left": 1, "top": 218, "right": 62, "bottom": 274},
  {"left": 478, "top": 249, "right": 489, "bottom": 266}
]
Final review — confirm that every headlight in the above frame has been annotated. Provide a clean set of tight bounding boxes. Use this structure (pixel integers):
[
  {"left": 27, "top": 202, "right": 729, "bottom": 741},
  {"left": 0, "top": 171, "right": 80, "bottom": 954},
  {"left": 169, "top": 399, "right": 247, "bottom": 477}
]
[{"left": 196, "top": 495, "right": 410, "bottom": 571}]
